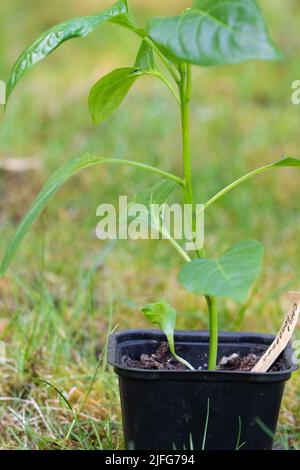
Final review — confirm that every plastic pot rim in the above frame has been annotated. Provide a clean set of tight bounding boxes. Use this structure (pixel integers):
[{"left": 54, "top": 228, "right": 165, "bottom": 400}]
[{"left": 108, "top": 329, "right": 299, "bottom": 383}]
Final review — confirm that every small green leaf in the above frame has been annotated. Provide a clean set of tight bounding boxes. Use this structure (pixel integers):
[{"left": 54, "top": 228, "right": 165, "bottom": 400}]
[
  {"left": 133, "top": 179, "right": 177, "bottom": 206},
  {"left": 134, "top": 40, "right": 180, "bottom": 103},
  {"left": 125, "top": 179, "right": 189, "bottom": 262},
  {"left": 147, "top": 0, "right": 281, "bottom": 67},
  {"left": 141, "top": 302, "right": 194, "bottom": 370},
  {"left": 178, "top": 240, "right": 264, "bottom": 303},
  {"left": 88, "top": 67, "right": 141, "bottom": 124},
  {"left": 134, "top": 41, "right": 158, "bottom": 71},
  {"left": 88, "top": 40, "right": 161, "bottom": 125},
  {"left": 129, "top": 179, "right": 179, "bottom": 246},
  {"left": 6, "top": 0, "right": 134, "bottom": 101}
]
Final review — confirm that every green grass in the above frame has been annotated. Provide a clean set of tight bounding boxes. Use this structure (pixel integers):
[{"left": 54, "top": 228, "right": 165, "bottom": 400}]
[{"left": 0, "top": 0, "right": 299, "bottom": 449}]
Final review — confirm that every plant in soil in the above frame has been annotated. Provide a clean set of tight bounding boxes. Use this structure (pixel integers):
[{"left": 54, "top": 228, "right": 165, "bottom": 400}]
[{"left": 1, "top": 0, "right": 300, "bottom": 372}]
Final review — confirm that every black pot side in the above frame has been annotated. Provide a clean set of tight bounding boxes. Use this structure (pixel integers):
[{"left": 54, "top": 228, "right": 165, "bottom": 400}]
[{"left": 108, "top": 330, "right": 298, "bottom": 451}]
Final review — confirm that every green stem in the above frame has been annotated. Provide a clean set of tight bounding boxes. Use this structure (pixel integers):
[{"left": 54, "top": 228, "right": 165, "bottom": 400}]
[
  {"left": 208, "top": 297, "right": 218, "bottom": 370},
  {"left": 168, "top": 236, "right": 191, "bottom": 263},
  {"left": 180, "top": 64, "right": 193, "bottom": 206},
  {"left": 204, "top": 163, "right": 275, "bottom": 209},
  {"left": 173, "top": 352, "right": 195, "bottom": 371},
  {"left": 151, "top": 72, "right": 180, "bottom": 103},
  {"left": 99, "top": 158, "right": 184, "bottom": 186},
  {"left": 179, "top": 64, "right": 218, "bottom": 371},
  {"left": 179, "top": 65, "right": 204, "bottom": 258}
]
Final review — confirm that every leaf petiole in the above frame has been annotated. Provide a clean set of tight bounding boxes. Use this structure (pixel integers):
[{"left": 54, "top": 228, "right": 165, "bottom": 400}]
[
  {"left": 150, "top": 71, "right": 180, "bottom": 103},
  {"left": 205, "top": 157, "right": 300, "bottom": 209},
  {"left": 102, "top": 158, "right": 184, "bottom": 186}
]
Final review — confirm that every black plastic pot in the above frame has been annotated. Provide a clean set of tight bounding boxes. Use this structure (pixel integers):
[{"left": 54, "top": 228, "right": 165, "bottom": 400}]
[{"left": 108, "top": 330, "right": 297, "bottom": 450}]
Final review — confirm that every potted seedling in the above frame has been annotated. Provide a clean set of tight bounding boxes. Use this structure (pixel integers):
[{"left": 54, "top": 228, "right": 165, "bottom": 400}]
[{"left": 1, "top": 0, "right": 299, "bottom": 450}]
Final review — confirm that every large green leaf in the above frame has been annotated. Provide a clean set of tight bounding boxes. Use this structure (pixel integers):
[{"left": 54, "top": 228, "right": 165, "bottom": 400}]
[
  {"left": 147, "top": 0, "right": 281, "bottom": 66},
  {"left": 141, "top": 302, "right": 194, "bottom": 370},
  {"left": 6, "top": 0, "right": 134, "bottom": 100},
  {"left": 178, "top": 240, "right": 264, "bottom": 303},
  {"left": 88, "top": 41, "right": 158, "bottom": 124}
]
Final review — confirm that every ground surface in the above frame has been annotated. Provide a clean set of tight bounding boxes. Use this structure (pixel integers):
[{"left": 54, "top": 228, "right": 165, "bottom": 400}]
[{"left": 0, "top": 0, "right": 299, "bottom": 449}]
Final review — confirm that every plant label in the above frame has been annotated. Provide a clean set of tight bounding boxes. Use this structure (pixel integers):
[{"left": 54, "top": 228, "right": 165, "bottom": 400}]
[{"left": 252, "top": 291, "right": 300, "bottom": 373}]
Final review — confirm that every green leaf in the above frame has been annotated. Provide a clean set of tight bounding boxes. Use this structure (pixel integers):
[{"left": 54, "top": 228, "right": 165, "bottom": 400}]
[
  {"left": 272, "top": 156, "right": 300, "bottom": 168},
  {"left": 178, "top": 240, "right": 264, "bottom": 303},
  {"left": 129, "top": 179, "right": 178, "bottom": 244},
  {"left": 88, "top": 67, "right": 142, "bottom": 124},
  {"left": 134, "top": 41, "right": 158, "bottom": 71},
  {"left": 133, "top": 179, "right": 177, "bottom": 206},
  {"left": 6, "top": 0, "right": 134, "bottom": 101},
  {"left": 147, "top": 0, "right": 281, "bottom": 67},
  {"left": 88, "top": 40, "right": 160, "bottom": 125},
  {"left": 125, "top": 179, "right": 190, "bottom": 262},
  {"left": 141, "top": 302, "right": 194, "bottom": 370}
]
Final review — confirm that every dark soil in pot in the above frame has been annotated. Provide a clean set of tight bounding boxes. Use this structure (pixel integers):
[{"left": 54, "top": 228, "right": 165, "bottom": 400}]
[
  {"left": 122, "top": 341, "right": 284, "bottom": 372},
  {"left": 108, "top": 330, "right": 297, "bottom": 451}
]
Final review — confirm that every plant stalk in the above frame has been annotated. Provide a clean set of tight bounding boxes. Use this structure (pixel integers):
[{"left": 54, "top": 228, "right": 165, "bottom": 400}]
[
  {"left": 180, "top": 64, "right": 193, "bottom": 206},
  {"left": 207, "top": 297, "right": 218, "bottom": 370},
  {"left": 204, "top": 162, "right": 279, "bottom": 209},
  {"left": 179, "top": 64, "right": 218, "bottom": 371},
  {"left": 99, "top": 158, "right": 184, "bottom": 186}
]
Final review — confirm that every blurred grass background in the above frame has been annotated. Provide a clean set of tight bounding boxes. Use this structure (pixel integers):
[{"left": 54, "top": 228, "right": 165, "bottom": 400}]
[{"left": 0, "top": 0, "right": 299, "bottom": 449}]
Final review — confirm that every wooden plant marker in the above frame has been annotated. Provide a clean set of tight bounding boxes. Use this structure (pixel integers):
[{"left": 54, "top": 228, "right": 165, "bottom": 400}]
[{"left": 252, "top": 291, "right": 300, "bottom": 373}]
